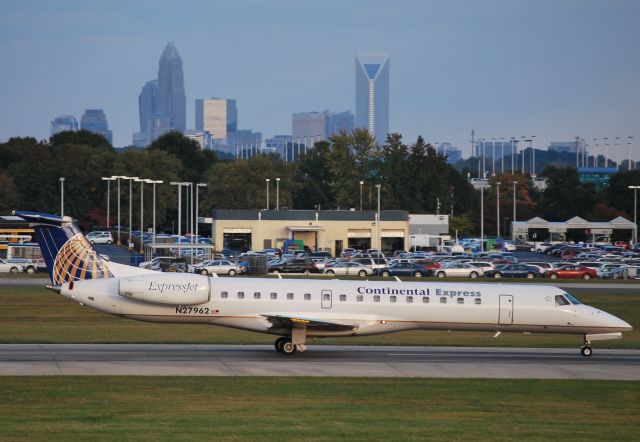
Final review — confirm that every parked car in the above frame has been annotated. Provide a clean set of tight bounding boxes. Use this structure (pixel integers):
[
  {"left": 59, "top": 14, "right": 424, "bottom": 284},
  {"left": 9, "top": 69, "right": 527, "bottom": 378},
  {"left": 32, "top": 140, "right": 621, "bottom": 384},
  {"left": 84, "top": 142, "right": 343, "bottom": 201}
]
[
  {"left": 138, "top": 256, "right": 174, "bottom": 271},
  {"left": 510, "top": 240, "right": 535, "bottom": 251},
  {"left": 85, "top": 231, "right": 114, "bottom": 244},
  {"left": 352, "top": 257, "right": 388, "bottom": 270},
  {"left": 191, "top": 259, "right": 245, "bottom": 276},
  {"left": 545, "top": 265, "right": 598, "bottom": 280},
  {"left": 484, "top": 264, "right": 543, "bottom": 279},
  {"left": 430, "top": 262, "right": 484, "bottom": 278},
  {"left": 0, "top": 258, "right": 24, "bottom": 274},
  {"left": 324, "top": 261, "right": 374, "bottom": 277},
  {"left": 375, "top": 262, "right": 431, "bottom": 278},
  {"left": 268, "top": 258, "right": 316, "bottom": 273}
]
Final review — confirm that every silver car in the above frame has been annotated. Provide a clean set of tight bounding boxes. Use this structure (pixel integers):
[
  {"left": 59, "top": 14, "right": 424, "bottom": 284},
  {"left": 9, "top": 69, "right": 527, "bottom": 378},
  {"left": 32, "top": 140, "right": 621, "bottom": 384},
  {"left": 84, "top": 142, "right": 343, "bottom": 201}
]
[
  {"left": 0, "top": 258, "right": 24, "bottom": 274},
  {"left": 324, "top": 261, "right": 374, "bottom": 277},
  {"left": 192, "top": 259, "right": 245, "bottom": 276}
]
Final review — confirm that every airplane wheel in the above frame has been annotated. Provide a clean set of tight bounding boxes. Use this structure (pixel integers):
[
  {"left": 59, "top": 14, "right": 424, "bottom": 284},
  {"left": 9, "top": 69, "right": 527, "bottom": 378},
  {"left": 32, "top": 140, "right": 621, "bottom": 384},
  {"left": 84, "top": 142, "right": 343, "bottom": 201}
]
[
  {"left": 281, "top": 341, "right": 297, "bottom": 355},
  {"left": 581, "top": 346, "right": 592, "bottom": 357},
  {"left": 274, "top": 337, "right": 288, "bottom": 353}
]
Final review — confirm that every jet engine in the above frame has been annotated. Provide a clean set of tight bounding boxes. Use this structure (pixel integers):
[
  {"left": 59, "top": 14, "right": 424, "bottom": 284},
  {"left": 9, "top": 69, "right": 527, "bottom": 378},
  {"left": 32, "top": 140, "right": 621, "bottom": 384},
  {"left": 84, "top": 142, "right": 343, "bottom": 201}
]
[{"left": 118, "top": 273, "right": 210, "bottom": 305}]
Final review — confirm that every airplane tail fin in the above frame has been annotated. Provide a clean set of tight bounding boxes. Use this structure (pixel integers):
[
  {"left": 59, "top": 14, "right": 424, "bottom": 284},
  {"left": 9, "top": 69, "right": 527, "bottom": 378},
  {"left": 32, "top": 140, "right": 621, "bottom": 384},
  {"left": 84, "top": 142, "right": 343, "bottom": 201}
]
[{"left": 14, "top": 211, "right": 113, "bottom": 284}]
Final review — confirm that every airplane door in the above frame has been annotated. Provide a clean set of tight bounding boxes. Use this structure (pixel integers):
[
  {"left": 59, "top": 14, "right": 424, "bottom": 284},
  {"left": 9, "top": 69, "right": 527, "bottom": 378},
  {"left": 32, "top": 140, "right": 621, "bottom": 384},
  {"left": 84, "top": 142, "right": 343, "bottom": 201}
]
[
  {"left": 321, "top": 290, "right": 332, "bottom": 309},
  {"left": 499, "top": 295, "right": 513, "bottom": 325}
]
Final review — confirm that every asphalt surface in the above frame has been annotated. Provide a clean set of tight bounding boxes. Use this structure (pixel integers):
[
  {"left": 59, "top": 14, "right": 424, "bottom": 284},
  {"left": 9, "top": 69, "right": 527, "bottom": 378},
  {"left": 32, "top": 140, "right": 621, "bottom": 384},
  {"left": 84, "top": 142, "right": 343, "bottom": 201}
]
[{"left": 0, "top": 344, "right": 638, "bottom": 379}]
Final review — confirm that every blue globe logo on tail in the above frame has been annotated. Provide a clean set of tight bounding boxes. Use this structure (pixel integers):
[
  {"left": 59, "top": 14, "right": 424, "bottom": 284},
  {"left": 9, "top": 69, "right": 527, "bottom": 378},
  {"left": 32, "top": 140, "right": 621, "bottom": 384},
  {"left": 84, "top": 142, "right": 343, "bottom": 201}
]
[{"left": 14, "top": 211, "right": 113, "bottom": 284}]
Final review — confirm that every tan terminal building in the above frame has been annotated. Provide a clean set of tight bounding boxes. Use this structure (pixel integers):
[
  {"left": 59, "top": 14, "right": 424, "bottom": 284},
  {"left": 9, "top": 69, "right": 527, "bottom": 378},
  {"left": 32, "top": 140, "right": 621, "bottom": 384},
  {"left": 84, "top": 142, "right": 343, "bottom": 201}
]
[{"left": 204, "top": 209, "right": 411, "bottom": 256}]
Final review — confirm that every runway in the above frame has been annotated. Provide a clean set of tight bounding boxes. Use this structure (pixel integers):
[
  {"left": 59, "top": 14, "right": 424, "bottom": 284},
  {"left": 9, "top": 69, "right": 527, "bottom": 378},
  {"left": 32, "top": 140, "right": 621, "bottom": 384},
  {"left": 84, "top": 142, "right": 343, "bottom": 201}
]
[{"left": 1, "top": 344, "right": 638, "bottom": 379}]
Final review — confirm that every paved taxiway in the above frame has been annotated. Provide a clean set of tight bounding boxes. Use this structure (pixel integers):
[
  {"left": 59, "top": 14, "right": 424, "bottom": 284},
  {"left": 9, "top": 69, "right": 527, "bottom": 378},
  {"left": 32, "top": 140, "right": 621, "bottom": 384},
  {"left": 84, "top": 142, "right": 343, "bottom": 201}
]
[{"left": 1, "top": 344, "right": 638, "bottom": 379}]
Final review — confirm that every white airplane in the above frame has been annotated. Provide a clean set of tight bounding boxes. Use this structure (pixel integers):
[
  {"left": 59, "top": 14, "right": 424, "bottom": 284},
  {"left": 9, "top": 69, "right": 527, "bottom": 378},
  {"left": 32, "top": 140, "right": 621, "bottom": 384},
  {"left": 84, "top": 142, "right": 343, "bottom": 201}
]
[{"left": 16, "top": 211, "right": 633, "bottom": 356}]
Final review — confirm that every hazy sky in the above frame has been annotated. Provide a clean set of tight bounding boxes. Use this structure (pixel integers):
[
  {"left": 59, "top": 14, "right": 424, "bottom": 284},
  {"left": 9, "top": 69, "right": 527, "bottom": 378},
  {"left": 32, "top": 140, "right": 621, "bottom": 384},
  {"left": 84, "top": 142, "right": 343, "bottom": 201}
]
[{"left": 1, "top": 0, "right": 639, "bottom": 159}]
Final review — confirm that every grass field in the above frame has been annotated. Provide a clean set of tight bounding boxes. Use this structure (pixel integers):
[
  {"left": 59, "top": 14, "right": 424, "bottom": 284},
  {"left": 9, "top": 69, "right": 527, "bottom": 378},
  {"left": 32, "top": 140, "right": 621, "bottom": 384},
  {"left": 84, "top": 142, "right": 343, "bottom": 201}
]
[
  {"left": 0, "top": 377, "right": 638, "bottom": 441},
  {"left": 0, "top": 285, "right": 637, "bottom": 348}
]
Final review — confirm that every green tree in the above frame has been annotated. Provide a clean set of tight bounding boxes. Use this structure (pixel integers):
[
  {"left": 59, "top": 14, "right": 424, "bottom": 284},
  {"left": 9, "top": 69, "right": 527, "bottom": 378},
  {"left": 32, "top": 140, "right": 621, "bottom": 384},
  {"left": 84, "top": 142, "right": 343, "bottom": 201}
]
[
  {"left": 538, "top": 166, "right": 598, "bottom": 220},
  {"left": 148, "top": 132, "right": 216, "bottom": 183},
  {"left": 604, "top": 170, "right": 640, "bottom": 219}
]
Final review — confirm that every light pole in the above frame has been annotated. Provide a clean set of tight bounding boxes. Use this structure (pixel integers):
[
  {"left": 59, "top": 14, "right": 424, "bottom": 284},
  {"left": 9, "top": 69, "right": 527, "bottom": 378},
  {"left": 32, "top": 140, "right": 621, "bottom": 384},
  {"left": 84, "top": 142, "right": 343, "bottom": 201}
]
[
  {"left": 512, "top": 181, "right": 518, "bottom": 240},
  {"left": 629, "top": 137, "right": 635, "bottom": 170},
  {"left": 112, "top": 176, "right": 126, "bottom": 244},
  {"left": 196, "top": 183, "right": 207, "bottom": 247},
  {"left": 629, "top": 186, "right": 640, "bottom": 245},
  {"left": 376, "top": 184, "right": 382, "bottom": 253},
  {"left": 123, "top": 176, "right": 138, "bottom": 248},
  {"left": 148, "top": 180, "right": 163, "bottom": 247},
  {"left": 170, "top": 181, "right": 184, "bottom": 237},
  {"left": 266, "top": 179, "right": 270, "bottom": 210},
  {"left": 359, "top": 180, "right": 364, "bottom": 211},
  {"left": 134, "top": 178, "right": 146, "bottom": 253},
  {"left": 276, "top": 177, "right": 281, "bottom": 210},
  {"left": 491, "top": 138, "right": 496, "bottom": 176},
  {"left": 59, "top": 177, "right": 65, "bottom": 216},
  {"left": 480, "top": 185, "right": 484, "bottom": 252},
  {"left": 496, "top": 182, "right": 501, "bottom": 237},
  {"left": 101, "top": 177, "right": 116, "bottom": 228}
]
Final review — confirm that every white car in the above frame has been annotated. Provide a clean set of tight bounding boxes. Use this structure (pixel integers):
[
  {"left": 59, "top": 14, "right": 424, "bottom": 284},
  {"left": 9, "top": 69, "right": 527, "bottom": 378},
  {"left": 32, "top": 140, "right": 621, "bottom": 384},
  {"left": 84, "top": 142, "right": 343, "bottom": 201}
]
[
  {"left": 86, "top": 231, "right": 114, "bottom": 244},
  {"left": 138, "top": 256, "right": 174, "bottom": 271},
  {"left": 191, "top": 259, "right": 245, "bottom": 276},
  {"left": 0, "top": 258, "right": 24, "bottom": 274},
  {"left": 324, "top": 262, "right": 374, "bottom": 277},
  {"left": 433, "top": 262, "right": 483, "bottom": 278}
]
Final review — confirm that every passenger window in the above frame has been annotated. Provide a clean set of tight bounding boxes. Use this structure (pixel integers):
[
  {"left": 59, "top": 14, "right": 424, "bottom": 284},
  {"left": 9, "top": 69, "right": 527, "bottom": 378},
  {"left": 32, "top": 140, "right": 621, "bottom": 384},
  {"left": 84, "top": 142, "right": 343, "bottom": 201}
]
[
  {"left": 237, "top": 291, "right": 244, "bottom": 299},
  {"left": 357, "top": 295, "right": 363, "bottom": 302},
  {"left": 475, "top": 298, "right": 482, "bottom": 305},
  {"left": 422, "top": 297, "right": 430, "bottom": 304},
  {"left": 254, "top": 292, "right": 261, "bottom": 299},
  {"left": 270, "top": 292, "right": 277, "bottom": 300},
  {"left": 221, "top": 291, "right": 228, "bottom": 299},
  {"left": 287, "top": 293, "right": 294, "bottom": 300},
  {"left": 374, "top": 295, "right": 380, "bottom": 302},
  {"left": 457, "top": 298, "right": 464, "bottom": 304},
  {"left": 390, "top": 295, "right": 397, "bottom": 303},
  {"left": 406, "top": 296, "right": 413, "bottom": 303},
  {"left": 304, "top": 293, "right": 311, "bottom": 301},
  {"left": 323, "top": 293, "right": 330, "bottom": 301},
  {"left": 555, "top": 295, "right": 570, "bottom": 306},
  {"left": 340, "top": 294, "right": 346, "bottom": 301},
  {"left": 440, "top": 297, "right": 447, "bottom": 304}
]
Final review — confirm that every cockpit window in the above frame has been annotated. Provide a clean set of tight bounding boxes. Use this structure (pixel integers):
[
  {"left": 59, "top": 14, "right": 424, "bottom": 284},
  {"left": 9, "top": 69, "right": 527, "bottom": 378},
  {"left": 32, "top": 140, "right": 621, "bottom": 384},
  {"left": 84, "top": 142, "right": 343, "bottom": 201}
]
[
  {"left": 555, "top": 295, "right": 571, "bottom": 306},
  {"left": 564, "top": 293, "right": 583, "bottom": 305}
]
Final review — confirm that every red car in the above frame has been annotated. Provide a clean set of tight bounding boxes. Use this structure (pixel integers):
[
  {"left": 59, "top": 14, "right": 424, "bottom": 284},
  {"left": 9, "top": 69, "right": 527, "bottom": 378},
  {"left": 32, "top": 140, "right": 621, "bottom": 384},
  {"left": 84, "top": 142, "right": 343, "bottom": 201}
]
[
  {"left": 614, "top": 241, "right": 629, "bottom": 249},
  {"left": 546, "top": 265, "right": 598, "bottom": 280}
]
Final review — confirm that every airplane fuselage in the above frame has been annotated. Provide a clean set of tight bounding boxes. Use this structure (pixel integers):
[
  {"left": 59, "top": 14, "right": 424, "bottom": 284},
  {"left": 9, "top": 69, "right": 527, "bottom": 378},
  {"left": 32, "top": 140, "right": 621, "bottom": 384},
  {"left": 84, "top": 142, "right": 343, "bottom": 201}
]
[{"left": 61, "top": 276, "right": 630, "bottom": 338}]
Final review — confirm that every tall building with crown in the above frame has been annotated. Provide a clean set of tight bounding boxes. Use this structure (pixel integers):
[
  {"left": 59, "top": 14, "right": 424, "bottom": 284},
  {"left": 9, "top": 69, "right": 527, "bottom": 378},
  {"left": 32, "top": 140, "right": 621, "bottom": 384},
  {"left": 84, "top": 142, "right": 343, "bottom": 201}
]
[
  {"left": 355, "top": 53, "right": 390, "bottom": 144},
  {"left": 157, "top": 42, "right": 186, "bottom": 133}
]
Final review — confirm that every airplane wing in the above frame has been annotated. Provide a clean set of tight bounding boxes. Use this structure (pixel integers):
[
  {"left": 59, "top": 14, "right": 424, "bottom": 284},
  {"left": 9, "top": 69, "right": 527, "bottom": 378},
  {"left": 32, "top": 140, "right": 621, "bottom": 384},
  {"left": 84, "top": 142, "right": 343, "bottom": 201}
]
[{"left": 261, "top": 314, "right": 358, "bottom": 332}]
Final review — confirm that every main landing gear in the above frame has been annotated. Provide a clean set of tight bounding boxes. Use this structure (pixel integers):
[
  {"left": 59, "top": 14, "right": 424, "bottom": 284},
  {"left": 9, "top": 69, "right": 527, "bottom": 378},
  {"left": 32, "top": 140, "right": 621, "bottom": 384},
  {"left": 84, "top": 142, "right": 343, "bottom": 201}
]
[
  {"left": 274, "top": 326, "right": 308, "bottom": 354},
  {"left": 580, "top": 337, "right": 593, "bottom": 357},
  {"left": 274, "top": 337, "right": 296, "bottom": 355}
]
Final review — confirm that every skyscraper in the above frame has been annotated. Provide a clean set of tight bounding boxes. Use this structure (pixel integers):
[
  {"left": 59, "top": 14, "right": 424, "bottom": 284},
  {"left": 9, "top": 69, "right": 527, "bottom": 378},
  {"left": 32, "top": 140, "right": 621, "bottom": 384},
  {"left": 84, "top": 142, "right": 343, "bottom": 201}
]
[
  {"left": 195, "top": 98, "right": 238, "bottom": 144},
  {"left": 50, "top": 115, "right": 78, "bottom": 136},
  {"left": 325, "top": 110, "right": 354, "bottom": 138},
  {"left": 292, "top": 112, "right": 326, "bottom": 142},
  {"left": 138, "top": 79, "right": 158, "bottom": 134},
  {"left": 80, "top": 109, "right": 113, "bottom": 144},
  {"left": 157, "top": 42, "right": 186, "bottom": 133},
  {"left": 355, "top": 53, "right": 390, "bottom": 144}
]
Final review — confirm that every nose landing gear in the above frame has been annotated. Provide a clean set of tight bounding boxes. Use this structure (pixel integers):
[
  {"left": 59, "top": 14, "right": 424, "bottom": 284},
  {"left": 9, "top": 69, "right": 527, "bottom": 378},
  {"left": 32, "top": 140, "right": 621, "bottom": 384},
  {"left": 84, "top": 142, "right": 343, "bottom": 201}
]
[{"left": 580, "top": 337, "right": 593, "bottom": 357}]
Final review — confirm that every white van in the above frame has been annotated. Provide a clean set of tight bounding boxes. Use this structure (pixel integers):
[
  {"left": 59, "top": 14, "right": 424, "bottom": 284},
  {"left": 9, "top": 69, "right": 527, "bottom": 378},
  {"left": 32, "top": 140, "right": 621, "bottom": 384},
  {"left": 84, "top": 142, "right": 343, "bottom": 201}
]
[{"left": 86, "top": 231, "right": 114, "bottom": 244}]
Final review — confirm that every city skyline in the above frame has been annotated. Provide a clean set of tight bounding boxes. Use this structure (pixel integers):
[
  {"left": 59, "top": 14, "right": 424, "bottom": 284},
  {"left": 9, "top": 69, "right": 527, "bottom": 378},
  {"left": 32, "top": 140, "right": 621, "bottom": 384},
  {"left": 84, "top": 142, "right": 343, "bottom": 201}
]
[{"left": 1, "top": 1, "right": 639, "bottom": 158}]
